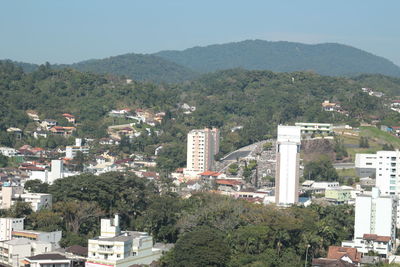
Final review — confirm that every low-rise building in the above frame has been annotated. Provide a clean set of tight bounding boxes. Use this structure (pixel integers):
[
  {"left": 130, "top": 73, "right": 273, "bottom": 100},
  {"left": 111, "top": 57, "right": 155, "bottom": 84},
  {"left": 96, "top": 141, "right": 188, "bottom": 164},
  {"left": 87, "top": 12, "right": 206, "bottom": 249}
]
[
  {"left": 312, "top": 246, "right": 361, "bottom": 267},
  {"left": 295, "top": 122, "right": 333, "bottom": 135},
  {"left": 355, "top": 153, "right": 377, "bottom": 177},
  {"left": 0, "top": 238, "right": 53, "bottom": 267},
  {"left": 62, "top": 113, "right": 76, "bottom": 124},
  {"left": 24, "top": 253, "right": 71, "bottom": 267},
  {"left": 18, "top": 193, "right": 52, "bottom": 211},
  {"left": 86, "top": 215, "right": 162, "bottom": 267},
  {"left": 12, "top": 229, "right": 62, "bottom": 249},
  {"left": 0, "top": 147, "right": 18, "bottom": 157},
  {"left": 325, "top": 187, "right": 352, "bottom": 204}
]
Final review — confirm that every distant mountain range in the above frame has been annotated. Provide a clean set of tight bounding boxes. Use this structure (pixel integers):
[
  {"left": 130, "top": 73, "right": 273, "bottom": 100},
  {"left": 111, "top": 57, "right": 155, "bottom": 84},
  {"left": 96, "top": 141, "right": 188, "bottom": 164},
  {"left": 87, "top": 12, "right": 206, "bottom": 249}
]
[{"left": 9, "top": 40, "right": 400, "bottom": 83}]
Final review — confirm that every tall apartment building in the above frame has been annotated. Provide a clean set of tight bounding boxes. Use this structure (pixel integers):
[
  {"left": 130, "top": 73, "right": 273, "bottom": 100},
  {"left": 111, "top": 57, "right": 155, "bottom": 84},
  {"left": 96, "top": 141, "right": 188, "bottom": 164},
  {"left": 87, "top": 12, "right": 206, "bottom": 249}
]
[
  {"left": 342, "top": 188, "right": 396, "bottom": 256},
  {"left": 86, "top": 215, "right": 161, "bottom": 267},
  {"left": 0, "top": 218, "right": 24, "bottom": 241},
  {"left": 185, "top": 128, "right": 219, "bottom": 175},
  {"left": 275, "top": 125, "right": 301, "bottom": 206},
  {"left": 356, "top": 150, "right": 400, "bottom": 226}
]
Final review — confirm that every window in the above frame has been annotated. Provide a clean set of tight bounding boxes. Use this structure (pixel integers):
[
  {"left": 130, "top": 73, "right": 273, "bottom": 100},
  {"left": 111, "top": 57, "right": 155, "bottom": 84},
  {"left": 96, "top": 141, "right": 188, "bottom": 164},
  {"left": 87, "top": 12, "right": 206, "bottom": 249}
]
[{"left": 390, "top": 186, "right": 396, "bottom": 190}]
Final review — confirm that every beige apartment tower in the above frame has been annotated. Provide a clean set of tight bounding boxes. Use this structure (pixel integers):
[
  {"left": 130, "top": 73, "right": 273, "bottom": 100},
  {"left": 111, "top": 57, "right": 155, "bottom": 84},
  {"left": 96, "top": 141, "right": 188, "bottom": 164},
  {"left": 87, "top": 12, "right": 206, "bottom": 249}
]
[
  {"left": 186, "top": 128, "right": 219, "bottom": 175},
  {"left": 275, "top": 125, "right": 301, "bottom": 206}
]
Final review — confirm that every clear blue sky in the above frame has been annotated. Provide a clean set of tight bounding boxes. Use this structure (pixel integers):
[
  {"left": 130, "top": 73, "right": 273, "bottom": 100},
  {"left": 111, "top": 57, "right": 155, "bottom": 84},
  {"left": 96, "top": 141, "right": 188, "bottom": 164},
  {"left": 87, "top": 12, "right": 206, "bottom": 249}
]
[{"left": 1, "top": 0, "right": 399, "bottom": 65}]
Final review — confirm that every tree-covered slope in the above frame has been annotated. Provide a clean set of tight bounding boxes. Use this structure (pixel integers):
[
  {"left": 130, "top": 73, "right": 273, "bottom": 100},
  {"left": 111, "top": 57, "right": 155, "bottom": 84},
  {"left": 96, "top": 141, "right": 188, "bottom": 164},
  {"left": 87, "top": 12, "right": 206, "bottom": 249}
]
[
  {"left": 352, "top": 74, "right": 400, "bottom": 96},
  {"left": 60, "top": 53, "right": 198, "bottom": 83},
  {"left": 155, "top": 40, "right": 400, "bottom": 77}
]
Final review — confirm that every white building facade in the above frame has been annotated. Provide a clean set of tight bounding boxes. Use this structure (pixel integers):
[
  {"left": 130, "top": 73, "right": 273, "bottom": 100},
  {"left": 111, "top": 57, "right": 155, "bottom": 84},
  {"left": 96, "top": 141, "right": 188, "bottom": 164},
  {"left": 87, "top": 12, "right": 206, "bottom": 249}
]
[
  {"left": 342, "top": 188, "right": 396, "bottom": 257},
  {"left": 275, "top": 125, "right": 301, "bottom": 206},
  {"left": 86, "top": 215, "right": 161, "bottom": 267},
  {"left": 185, "top": 128, "right": 219, "bottom": 175},
  {"left": 294, "top": 122, "right": 333, "bottom": 135},
  {"left": 0, "top": 218, "right": 24, "bottom": 241},
  {"left": 355, "top": 153, "right": 378, "bottom": 177}
]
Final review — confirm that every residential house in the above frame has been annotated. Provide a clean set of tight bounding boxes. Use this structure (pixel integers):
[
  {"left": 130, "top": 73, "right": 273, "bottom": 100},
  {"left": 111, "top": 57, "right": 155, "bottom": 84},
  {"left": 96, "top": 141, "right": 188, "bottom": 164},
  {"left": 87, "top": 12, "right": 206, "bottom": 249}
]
[
  {"left": 216, "top": 179, "right": 243, "bottom": 192},
  {"left": 7, "top": 128, "right": 22, "bottom": 139},
  {"left": 312, "top": 246, "right": 361, "bottom": 267},
  {"left": 49, "top": 126, "right": 76, "bottom": 137},
  {"left": 0, "top": 147, "right": 18, "bottom": 157},
  {"left": 41, "top": 119, "right": 58, "bottom": 130},
  {"left": 33, "top": 131, "right": 48, "bottom": 139},
  {"left": 86, "top": 215, "right": 162, "bottom": 267},
  {"left": 62, "top": 113, "right": 76, "bottom": 124},
  {"left": 321, "top": 100, "right": 341, "bottom": 112},
  {"left": 26, "top": 111, "right": 40, "bottom": 122},
  {"left": 99, "top": 138, "right": 119, "bottom": 145}
]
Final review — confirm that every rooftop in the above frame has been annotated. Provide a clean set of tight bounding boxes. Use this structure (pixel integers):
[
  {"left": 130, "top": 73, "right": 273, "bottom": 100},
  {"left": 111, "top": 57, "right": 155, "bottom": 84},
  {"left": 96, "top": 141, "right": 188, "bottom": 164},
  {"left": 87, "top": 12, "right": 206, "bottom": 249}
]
[
  {"left": 363, "top": 234, "right": 391, "bottom": 242},
  {"left": 327, "top": 246, "right": 361, "bottom": 263},
  {"left": 95, "top": 231, "right": 148, "bottom": 242},
  {"left": 27, "top": 254, "right": 68, "bottom": 261}
]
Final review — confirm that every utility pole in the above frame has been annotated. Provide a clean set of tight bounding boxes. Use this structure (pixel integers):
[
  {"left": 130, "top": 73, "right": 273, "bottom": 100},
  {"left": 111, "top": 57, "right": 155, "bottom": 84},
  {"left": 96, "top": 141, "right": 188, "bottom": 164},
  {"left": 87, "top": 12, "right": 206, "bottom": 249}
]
[{"left": 304, "top": 244, "right": 310, "bottom": 267}]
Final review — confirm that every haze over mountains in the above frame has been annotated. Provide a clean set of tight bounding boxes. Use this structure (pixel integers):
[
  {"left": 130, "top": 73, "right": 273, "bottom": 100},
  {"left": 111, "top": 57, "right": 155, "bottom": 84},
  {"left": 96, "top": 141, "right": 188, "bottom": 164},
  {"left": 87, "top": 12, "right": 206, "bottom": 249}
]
[{"left": 9, "top": 40, "right": 400, "bottom": 83}]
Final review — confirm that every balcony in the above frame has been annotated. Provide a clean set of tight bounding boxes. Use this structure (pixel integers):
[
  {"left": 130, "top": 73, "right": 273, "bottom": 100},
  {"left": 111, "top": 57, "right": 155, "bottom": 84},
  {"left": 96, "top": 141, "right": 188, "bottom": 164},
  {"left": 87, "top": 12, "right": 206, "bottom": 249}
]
[{"left": 98, "top": 247, "right": 114, "bottom": 253}]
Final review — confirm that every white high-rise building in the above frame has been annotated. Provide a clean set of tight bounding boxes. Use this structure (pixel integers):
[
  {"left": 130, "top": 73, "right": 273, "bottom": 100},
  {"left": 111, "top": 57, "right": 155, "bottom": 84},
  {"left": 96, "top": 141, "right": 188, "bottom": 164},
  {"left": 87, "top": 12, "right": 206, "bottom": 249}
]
[
  {"left": 354, "top": 188, "right": 396, "bottom": 240},
  {"left": 275, "top": 125, "right": 301, "bottom": 206},
  {"left": 342, "top": 188, "right": 396, "bottom": 256},
  {"left": 356, "top": 150, "right": 400, "bottom": 226},
  {"left": 185, "top": 128, "right": 219, "bottom": 175}
]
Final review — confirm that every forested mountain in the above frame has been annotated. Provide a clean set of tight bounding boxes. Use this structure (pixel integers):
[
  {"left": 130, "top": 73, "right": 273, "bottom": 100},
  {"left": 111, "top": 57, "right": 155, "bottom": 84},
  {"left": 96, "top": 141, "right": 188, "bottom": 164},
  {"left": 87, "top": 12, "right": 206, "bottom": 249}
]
[
  {"left": 155, "top": 40, "right": 400, "bottom": 77},
  {"left": 6, "top": 54, "right": 198, "bottom": 84},
  {"left": 6, "top": 40, "right": 400, "bottom": 84},
  {"left": 58, "top": 53, "right": 198, "bottom": 83}
]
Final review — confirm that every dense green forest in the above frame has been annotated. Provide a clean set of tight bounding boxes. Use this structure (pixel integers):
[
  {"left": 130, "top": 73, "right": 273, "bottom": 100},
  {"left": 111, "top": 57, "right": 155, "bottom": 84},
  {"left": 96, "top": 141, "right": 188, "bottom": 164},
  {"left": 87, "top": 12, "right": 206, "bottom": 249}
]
[
  {"left": 17, "top": 173, "right": 354, "bottom": 267},
  {"left": 155, "top": 40, "right": 400, "bottom": 77},
  {"left": 9, "top": 40, "right": 400, "bottom": 83},
  {"left": 1, "top": 60, "right": 400, "bottom": 170},
  {"left": 59, "top": 53, "right": 198, "bottom": 83}
]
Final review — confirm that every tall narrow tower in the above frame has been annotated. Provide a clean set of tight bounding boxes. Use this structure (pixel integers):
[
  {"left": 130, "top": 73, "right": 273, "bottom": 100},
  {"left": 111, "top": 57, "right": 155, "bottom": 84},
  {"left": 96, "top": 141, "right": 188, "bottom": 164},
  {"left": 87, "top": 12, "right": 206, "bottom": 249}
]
[{"left": 275, "top": 125, "right": 301, "bottom": 206}]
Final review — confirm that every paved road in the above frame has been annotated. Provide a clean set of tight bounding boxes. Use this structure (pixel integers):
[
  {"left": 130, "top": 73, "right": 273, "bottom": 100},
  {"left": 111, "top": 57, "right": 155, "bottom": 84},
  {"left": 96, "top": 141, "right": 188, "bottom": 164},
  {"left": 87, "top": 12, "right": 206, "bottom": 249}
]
[{"left": 222, "top": 150, "right": 252, "bottom": 161}]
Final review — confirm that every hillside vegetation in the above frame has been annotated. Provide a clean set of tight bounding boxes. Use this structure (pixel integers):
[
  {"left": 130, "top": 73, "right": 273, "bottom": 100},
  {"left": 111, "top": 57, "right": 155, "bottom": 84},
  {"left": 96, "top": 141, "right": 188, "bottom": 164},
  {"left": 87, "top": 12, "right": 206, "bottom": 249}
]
[
  {"left": 58, "top": 53, "right": 198, "bottom": 83},
  {"left": 155, "top": 40, "right": 400, "bottom": 77},
  {"left": 2, "top": 61, "right": 400, "bottom": 170}
]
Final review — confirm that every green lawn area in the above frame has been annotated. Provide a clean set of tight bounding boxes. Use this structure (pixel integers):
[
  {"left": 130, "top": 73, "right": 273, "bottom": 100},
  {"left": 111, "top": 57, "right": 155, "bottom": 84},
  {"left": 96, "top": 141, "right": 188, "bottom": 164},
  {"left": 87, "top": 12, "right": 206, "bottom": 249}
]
[
  {"left": 360, "top": 126, "right": 400, "bottom": 147},
  {"left": 337, "top": 126, "right": 400, "bottom": 160}
]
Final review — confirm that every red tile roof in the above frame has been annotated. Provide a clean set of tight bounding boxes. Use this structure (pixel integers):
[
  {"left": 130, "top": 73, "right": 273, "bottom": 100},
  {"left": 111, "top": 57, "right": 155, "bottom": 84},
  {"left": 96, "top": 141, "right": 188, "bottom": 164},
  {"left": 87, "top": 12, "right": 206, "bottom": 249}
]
[
  {"left": 363, "top": 234, "right": 391, "bottom": 242},
  {"left": 327, "top": 246, "right": 361, "bottom": 263},
  {"left": 62, "top": 113, "right": 75, "bottom": 118},
  {"left": 199, "top": 171, "right": 222, "bottom": 177},
  {"left": 216, "top": 179, "right": 242, "bottom": 186}
]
